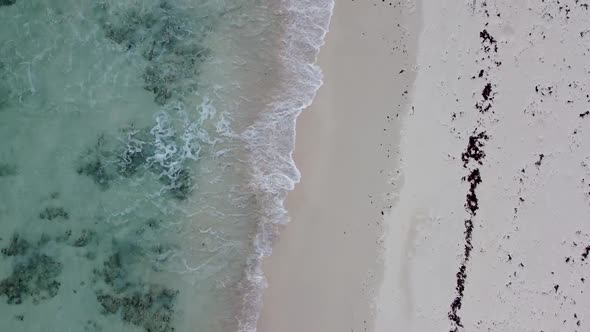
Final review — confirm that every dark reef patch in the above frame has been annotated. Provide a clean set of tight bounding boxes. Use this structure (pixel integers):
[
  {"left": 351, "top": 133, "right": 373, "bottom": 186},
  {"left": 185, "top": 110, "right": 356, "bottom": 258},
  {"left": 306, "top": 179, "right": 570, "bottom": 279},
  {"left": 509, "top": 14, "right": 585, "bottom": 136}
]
[
  {"left": 92, "top": 241, "right": 179, "bottom": 332},
  {"left": 73, "top": 229, "right": 97, "bottom": 248},
  {"left": 95, "top": 252, "right": 133, "bottom": 293},
  {"left": 96, "top": 1, "right": 212, "bottom": 105},
  {"left": 0, "top": 253, "right": 62, "bottom": 304},
  {"left": 1, "top": 234, "right": 29, "bottom": 257},
  {"left": 161, "top": 168, "right": 193, "bottom": 200},
  {"left": 76, "top": 135, "right": 116, "bottom": 189},
  {"left": 0, "top": 233, "right": 63, "bottom": 305},
  {"left": 77, "top": 159, "right": 113, "bottom": 189},
  {"left": 0, "top": 0, "right": 16, "bottom": 7},
  {"left": 39, "top": 206, "right": 69, "bottom": 221},
  {"left": 0, "top": 163, "right": 17, "bottom": 176},
  {"left": 96, "top": 286, "right": 178, "bottom": 332}
]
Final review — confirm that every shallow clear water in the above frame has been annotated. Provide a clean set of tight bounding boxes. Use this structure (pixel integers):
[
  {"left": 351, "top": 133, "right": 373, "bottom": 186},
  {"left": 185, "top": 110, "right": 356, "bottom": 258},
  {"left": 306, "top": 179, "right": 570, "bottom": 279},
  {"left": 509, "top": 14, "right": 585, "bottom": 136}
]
[{"left": 0, "top": 0, "right": 332, "bottom": 331}]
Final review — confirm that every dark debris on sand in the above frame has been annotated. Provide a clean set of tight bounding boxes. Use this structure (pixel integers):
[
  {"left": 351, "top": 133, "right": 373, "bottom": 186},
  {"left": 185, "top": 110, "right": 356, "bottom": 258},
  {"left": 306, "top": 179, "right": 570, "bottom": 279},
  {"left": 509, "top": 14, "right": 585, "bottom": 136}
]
[
  {"left": 449, "top": 20, "right": 499, "bottom": 332},
  {"left": 461, "top": 131, "right": 489, "bottom": 167}
]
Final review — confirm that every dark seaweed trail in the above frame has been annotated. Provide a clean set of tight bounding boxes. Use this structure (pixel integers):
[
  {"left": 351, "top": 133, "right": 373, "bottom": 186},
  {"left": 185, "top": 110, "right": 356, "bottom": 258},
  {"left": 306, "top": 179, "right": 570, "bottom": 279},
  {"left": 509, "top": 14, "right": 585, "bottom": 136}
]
[{"left": 448, "top": 3, "right": 499, "bottom": 330}]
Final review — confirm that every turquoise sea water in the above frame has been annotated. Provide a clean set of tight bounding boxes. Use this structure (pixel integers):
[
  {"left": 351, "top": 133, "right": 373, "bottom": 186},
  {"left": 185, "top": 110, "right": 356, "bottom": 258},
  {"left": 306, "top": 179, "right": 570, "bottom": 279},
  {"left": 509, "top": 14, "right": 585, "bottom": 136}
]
[{"left": 0, "top": 0, "right": 332, "bottom": 331}]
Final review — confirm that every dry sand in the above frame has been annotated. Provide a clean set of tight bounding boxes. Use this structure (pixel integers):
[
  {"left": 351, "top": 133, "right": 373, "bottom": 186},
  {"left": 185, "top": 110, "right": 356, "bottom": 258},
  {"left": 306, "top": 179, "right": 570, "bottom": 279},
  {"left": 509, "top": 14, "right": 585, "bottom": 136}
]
[
  {"left": 257, "top": 1, "right": 417, "bottom": 332},
  {"left": 261, "top": 0, "right": 590, "bottom": 331},
  {"left": 376, "top": 0, "right": 590, "bottom": 331}
]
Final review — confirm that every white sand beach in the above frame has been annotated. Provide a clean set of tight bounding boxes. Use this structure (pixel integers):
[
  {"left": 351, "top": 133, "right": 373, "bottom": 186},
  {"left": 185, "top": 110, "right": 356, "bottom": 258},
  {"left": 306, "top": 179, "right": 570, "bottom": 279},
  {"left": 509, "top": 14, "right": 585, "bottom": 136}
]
[
  {"left": 260, "top": 0, "right": 590, "bottom": 332},
  {"left": 376, "top": 1, "right": 590, "bottom": 331},
  {"left": 258, "top": 1, "right": 417, "bottom": 332}
]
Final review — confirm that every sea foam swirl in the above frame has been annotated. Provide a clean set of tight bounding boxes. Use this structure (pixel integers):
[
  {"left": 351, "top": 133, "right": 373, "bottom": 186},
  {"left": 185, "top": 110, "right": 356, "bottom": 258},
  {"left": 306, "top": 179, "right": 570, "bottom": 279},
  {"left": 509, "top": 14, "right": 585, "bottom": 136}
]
[{"left": 238, "top": 0, "right": 335, "bottom": 331}]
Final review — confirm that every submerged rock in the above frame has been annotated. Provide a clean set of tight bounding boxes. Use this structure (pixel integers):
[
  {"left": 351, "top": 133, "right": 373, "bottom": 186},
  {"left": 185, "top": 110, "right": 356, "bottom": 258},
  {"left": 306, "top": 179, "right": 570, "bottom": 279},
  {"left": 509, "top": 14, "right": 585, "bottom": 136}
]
[
  {"left": 0, "top": 253, "right": 62, "bottom": 304},
  {"left": 117, "top": 126, "right": 154, "bottom": 178},
  {"left": 163, "top": 168, "right": 193, "bottom": 200},
  {"left": 1, "top": 234, "right": 30, "bottom": 257},
  {"left": 0, "top": 0, "right": 16, "bottom": 7},
  {"left": 39, "top": 206, "right": 69, "bottom": 221},
  {"left": 77, "top": 159, "right": 113, "bottom": 189},
  {"left": 97, "top": 252, "right": 132, "bottom": 292},
  {"left": 73, "top": 229, "right": 96, "bottom": 248},
  {"left": 0, "top": 163, "right": 17, "bottom": 176},
  {"left": 97, "top": 286, "right": 178, "bottom": 332},
  {"left": 76, "top": 135, "right": 116, "bottom": 189},
  {"left": 97, "top": 1, "right": 211, "bottom": 105}
]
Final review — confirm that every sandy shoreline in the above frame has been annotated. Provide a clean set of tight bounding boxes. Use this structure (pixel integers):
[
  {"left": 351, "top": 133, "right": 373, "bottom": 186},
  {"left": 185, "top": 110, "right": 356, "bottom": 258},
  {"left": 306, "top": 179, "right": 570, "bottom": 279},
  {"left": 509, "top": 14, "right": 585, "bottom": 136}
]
[
  {"left": 257, "top": 1, "right": 417, "bottom": 331},
  {"left": 260, "top": 0, "right": 590, "bottom": 331}
]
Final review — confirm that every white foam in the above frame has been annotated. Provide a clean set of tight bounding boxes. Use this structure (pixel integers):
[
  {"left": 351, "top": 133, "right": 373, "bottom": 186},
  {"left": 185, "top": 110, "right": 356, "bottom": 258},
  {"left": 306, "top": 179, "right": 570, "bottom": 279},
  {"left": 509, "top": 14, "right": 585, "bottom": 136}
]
[{"left": 237, "top": 0, "right": 335, "bottom": 331}]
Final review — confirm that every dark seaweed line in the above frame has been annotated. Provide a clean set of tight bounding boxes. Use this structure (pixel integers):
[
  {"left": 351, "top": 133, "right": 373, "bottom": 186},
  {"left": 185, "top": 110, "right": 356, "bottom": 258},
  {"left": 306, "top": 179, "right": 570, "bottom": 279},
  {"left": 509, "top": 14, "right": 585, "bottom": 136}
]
[{"left": 448, "top": 17, "right": 498, "bottom": 331}]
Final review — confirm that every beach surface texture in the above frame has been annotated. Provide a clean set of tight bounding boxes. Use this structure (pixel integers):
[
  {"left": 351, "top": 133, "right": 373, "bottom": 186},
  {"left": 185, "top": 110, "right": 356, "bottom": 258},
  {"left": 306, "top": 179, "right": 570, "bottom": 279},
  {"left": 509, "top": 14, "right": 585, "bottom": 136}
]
[{"left": 262, "top": 1, "right": 590, "bottom": 332}]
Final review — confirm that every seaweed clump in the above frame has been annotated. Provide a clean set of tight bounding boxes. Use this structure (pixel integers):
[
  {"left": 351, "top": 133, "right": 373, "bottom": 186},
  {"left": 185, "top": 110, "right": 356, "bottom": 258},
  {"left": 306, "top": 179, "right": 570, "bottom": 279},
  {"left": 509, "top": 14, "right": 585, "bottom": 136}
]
[{"left": 96, "top": 287, "right": 178, "bottom": 332}]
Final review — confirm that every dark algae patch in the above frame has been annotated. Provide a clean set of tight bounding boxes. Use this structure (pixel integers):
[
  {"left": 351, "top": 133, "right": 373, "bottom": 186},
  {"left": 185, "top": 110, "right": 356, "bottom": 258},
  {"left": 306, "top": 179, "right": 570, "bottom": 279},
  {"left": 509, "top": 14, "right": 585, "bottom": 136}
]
[
  {"left": 0, "top": 163, "right": 17, "bottom": 176},
  {"left": 0, "top": 254, "right": 62, "bottom": 304},
  {"left": 0, "top": 235, "right": 62, "bottom": 305},
  {"left": 76, "top": 135, "right": 116, "bottom": 190},
  {"left": 96, "top": 1, "right": 211, "bottom": 105},
  {"left": 96, "top": 287, "right": 178, "bottom": 332},
  {"left": 77, "top": 128, "right": 195, "bottom": 200},
  {"left": 93, "top": 243, "right": 180, "bottom": 332},
  {"left": 0, "top": 0, "right": 15, "bottom": 7},
  {"left": 1, "top": 234, "right": 29, "bottom": 257},
  {"left": 39, "top": 206, "right": 69, "bottom": 221},
  {"left": 161, "top": 168, "right": 193, "bottom": 201}
]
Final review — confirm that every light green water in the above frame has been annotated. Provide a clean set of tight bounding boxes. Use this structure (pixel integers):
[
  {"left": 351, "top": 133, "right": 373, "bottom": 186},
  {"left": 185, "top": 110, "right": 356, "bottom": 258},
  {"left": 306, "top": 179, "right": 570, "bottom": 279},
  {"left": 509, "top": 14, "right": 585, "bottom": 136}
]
[{"left": 0, "top": 0, "right": 333, "bottom": 331}]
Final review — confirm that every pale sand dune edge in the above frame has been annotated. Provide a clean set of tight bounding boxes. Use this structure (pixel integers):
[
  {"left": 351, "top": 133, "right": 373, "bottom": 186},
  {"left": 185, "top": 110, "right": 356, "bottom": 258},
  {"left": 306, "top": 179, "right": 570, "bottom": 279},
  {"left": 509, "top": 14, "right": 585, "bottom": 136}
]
[
  {"left": 377, "top": 0, "right": 590, "bottom": 331},
  {"left": 257, "top": 1, "right": 417, "bottom": 332}
]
